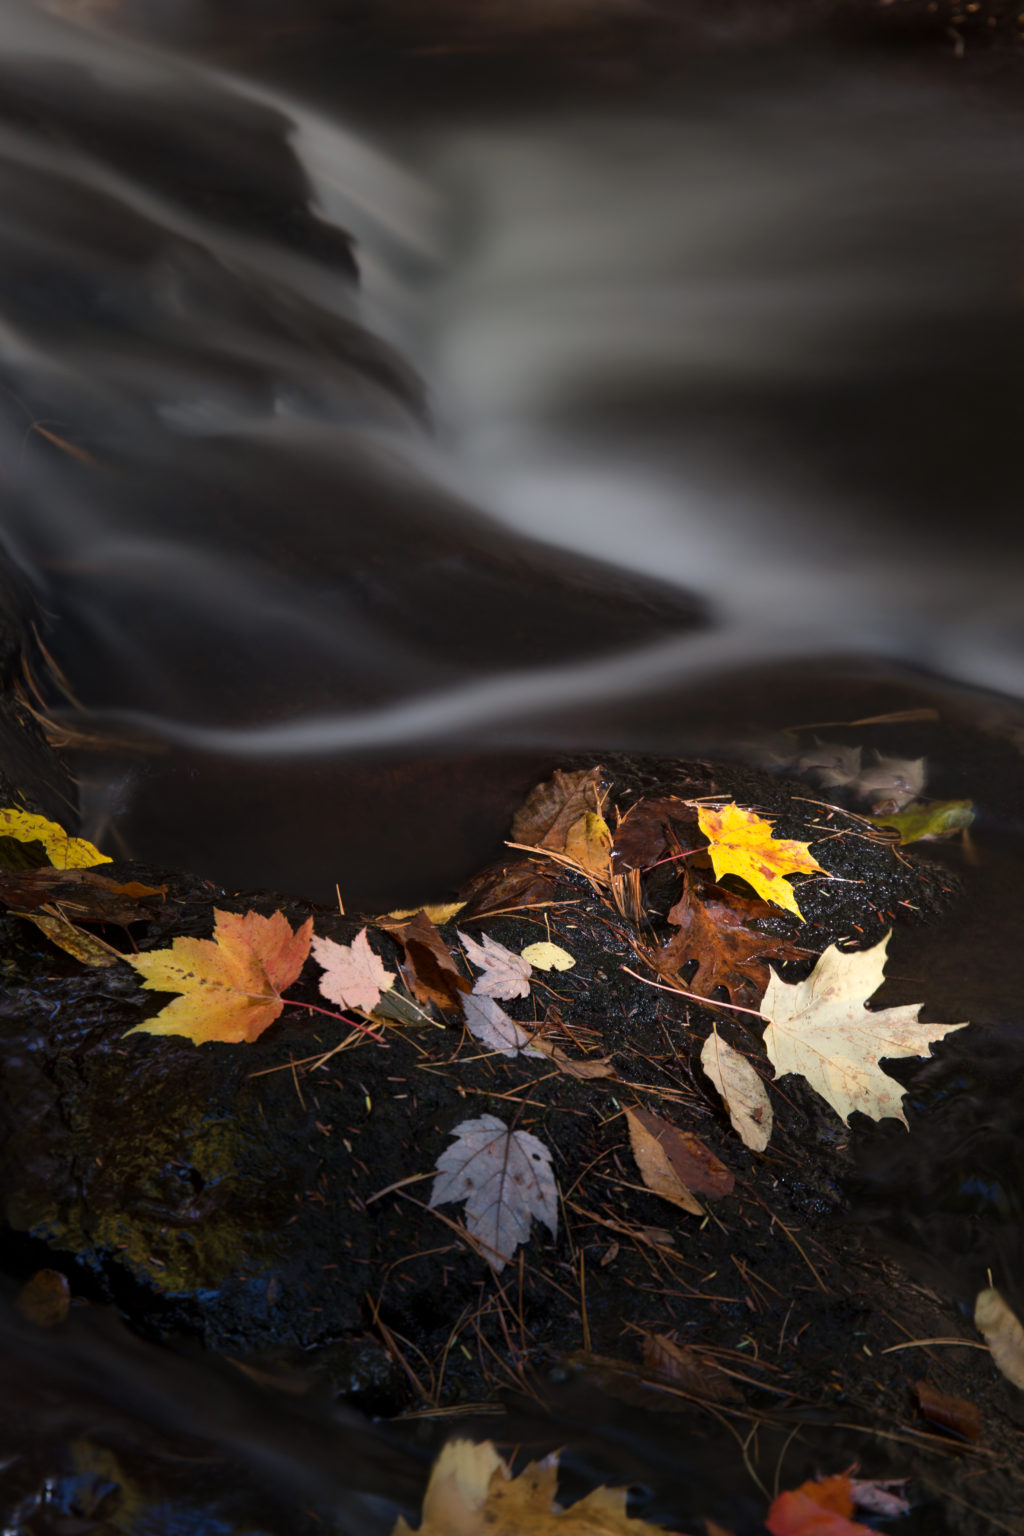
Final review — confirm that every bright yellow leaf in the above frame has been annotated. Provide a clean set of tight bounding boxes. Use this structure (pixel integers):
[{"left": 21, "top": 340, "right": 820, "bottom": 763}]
[
  {"left": 386, "top": 902, "right": 466, "bottom": 924},
  {"left": 520, "top": 941, "right": 575, "bottom": 971},
  {"left": 125, "top": 908, "right": 313, "bottom": 1044},
  {"left": 697, "top": 802, "right": 826, "bottom": 920},
  {"left": 0, "top": 808, "right": 110, "bottom": 869},
  {"left": 392, "top": 1438, "right": 673, "bottom": 1536},
  {"left": 563, "top": 810, "right": 613, "bottom": 885}
]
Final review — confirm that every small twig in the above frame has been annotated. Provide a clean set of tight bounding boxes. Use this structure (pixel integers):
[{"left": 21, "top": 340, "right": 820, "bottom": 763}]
[{"left": 621, "top": 965, "right": 764, "bottom": 1018}]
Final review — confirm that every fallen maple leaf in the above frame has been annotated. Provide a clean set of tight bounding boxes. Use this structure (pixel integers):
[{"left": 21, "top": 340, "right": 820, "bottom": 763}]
[
  {"left": 392, "top": 1438, "right": 673, "bottom": 1536},
  {"left": 626, "top": 1106, "right": 733, "bottom": 1215},
  {"left": 648, "top": 866, "right": 807, "bottom": 1006},
  {"left": 125, "top": 909, "right": 313, "bottom": 1044},
  {"left": 380, "top": 911, "right": 470, "bottom": 1015},
  {"left": 759, "top": 932, "right": 968, "bottom": 1126},
  {"left": 865, "top": 798, "right": 974, "bottom": 844},
  {"left": 462, "top": 991, "right": 541, "bottom": 1058},
  {"left": 611, "top": 796, "right": 698, "bottom": 872},
  {"left": 458, "top": 929, "right": 532, "bottom": 999},
  {"left": 697, "top": 803, "right": 827, "bottom": 920},
  {"left": 974, "top": 1287, "right": 1024, "bottom": 1390},
  {"left": 0, "top": 808, "right": 111, "bottom": 870},
  {"left": 700, "top": 1030, "right": 773, "bottom": 1152},
  {"left": 429, "top": 1114, "right": 558, "bottom": 1273},
  {"left": 766, "top": 1476, "right": 873, "bottom": 1536},
  {"left": 312, "top": 926, "right": 395, "bottom": 1012}
]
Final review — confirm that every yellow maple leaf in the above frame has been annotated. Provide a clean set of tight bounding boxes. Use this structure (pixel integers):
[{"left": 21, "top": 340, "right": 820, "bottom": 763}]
[
  {"left": 760, "top": 932, "right": 968, "bottom": 1126},
  {"left": 125, "top": 908, "right": 313, "bottom": 1044},
  {"left": 392, "top": 1439, "right": 672, "bottom": 1536},
  {"left": 697, "top": 802, "right": 826, "bottom": 920},
  {"left": 0, "top": 808, "right": 110, "bottom": 869}
]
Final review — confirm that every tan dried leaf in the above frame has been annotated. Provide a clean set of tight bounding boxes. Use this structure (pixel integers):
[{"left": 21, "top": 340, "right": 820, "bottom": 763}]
[
  {"left": 760, "top": 932, "right": 968, "bottom": 1126},
  {"left": 510, "top": 766, "right": 606, "bottom": 851},
  {"left": 700, "top": 1031, "right": 773, "bottom": 1151},
  {"left": 974, "top": 1287, "right": 1024, "bottom": 1390},
  {"left": 626, "top": 1107, "right": 734, "bottom": 1215}
]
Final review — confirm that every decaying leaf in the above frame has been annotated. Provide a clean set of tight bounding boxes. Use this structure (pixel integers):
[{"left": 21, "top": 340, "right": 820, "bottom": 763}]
[
  {"left": 312, "top": 926, "right": 395, "bottom": 1012},
  {"left": 429, "top": 1114, "right": 558, "bottom": 1273},
  {"left": 0, "top": 808, "right": 111, "bottom": 869},
  {"left": 380, "top": 910, "right": 470, "bottom": 1015},
  {"left": 521, "top": 941, "right": 575, "bottom": 971},
  {"left": 647, "top": 867, "right": 807, "bottom": 1006},
  {"left": 462, "top": 991, "right": 541, "bottom": 1058},
  {"left": 797, "top": 741, "right": 862, "bottom": 789},
  {"left": 766, "top": 1476, "right": 873, "bottom": 1536},
  {"left": 457, "top": 859, "right": 560, "bottom": 921},
  {"left": 697, "top": 803, "right": 827, "bottom": 920},
  {"left": 911, "top": 1379, "right": 982, "bottom": 1442},
  {"left": 626, "top": 1106, "right": 733, "bottom": 1215},
  {"left": 510, "top": 766, "right": 606, "bottom": 851},
  {"left": 125, "top": 908, "right": 313, "bottom": 1044},
  {"left": 391, "top": 1438, "right": 673, "bottom": 1536},
  {"left": 611, "top": 796, "right": 698, "bottom": 872},
  {"left": 974, "top": 1287, "right": 1024, "bottom": 1389},
  {"left": 759, "top": 933, "right": 968, "bottom": 1127},
  {"left": 458, "top": 929, "right": 532, "bottom": 999},
  {"left": 865, "top": 798, "right": 974, "bottom": 844},
  {"left": 529, "top": 1036, "right": 619, "bottom": 1079},
  {"left": 854, "top": 751, "right": 927, "bottom": 810},
  {"left": 20, "top": 910, "right": 122, "bottom": 968},
  {"left": 16, "top": 1269, "right": 71, "bottom": 1329},
  {"left": 700, "top": 1031, "right": 773, "bottom": 1152},
  {"left": 0, "top": 867, "right": 165, "bottom": 922},
  {"left": 640, "top": 1331, "right": 740, "bottom": 1401}
]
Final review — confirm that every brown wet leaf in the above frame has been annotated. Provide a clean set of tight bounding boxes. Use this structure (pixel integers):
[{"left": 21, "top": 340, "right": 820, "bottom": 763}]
[
  {"left": 16, "top": 1269, "right": 71, "bottom": 1329},
  {"left": 611, "top": 796, "right": 698, "bottom": 872},
  {"left": 647, "top": 867, "right": 807, "bottom": 1007},
  {"left": 911, "top": 1380, "right": 982, "bottom": 1442},
  {"left": 457, "top": 858, "right": 561, "bottom": 920},
  {"left": 626, "top": 1106, "right": 734, "bottom": 1213},
  {"left": 380, "top": 910, "right": 470, "bottom": 1015},
  {"left": 0, "top": 866, "right": 165, "bottom": 922},
  {"left": 21, "top": 910, "right": 124, "bottom": 967},
  {"left": 530, "top": 1035, "right": 619, "bottom": 1080},
  {"left": 510, "top": 766, "right": 606, "bottom": 851},
  {"left": 640, "top": 1331, "right": 740, "bottom": 1401}
]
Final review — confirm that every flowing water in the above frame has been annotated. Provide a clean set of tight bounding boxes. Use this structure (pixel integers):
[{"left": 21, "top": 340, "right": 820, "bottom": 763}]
[{"left": 2, "top": 2, "right": 1024, "bottom": 1529}]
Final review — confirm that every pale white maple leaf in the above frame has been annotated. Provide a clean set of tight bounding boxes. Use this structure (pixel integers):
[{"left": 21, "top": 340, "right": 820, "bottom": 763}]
[
  {"left": 457, "top": 929, "right": 532, "bottom": 1000},
  {"left": 797, "top": 740, "right": 862, "bottom": 789},
  {"left": 429, "top": 1113, "right": 558, "bottom": 1273},
  {"left": 759, "top": 932, "right": 968, "bottom": 1127},
  {"left": 311, "top": 926, "right": 395, "bottom": 1012},
  {"left": 853, "top": 751, "right": 927, "bottom": 810},
  {"left": 463, "top": 990, "right": 542, "bottom": 1058}
]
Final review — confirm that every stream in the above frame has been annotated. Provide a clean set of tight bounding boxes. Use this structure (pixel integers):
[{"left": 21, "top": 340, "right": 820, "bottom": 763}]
[{"left": 2, "top": 3, "right": 1024, "bottom": 1532}]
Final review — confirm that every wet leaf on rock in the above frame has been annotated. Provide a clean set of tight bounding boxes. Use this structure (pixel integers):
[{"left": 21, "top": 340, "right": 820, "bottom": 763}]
[
  {"left": 462, "top": 991, "right": 541, "bottom": 1058},
  {"left": 392, "top": 1438, "right": 673, "bottom": 1535},
  {"left": 697, "top": 803, "right": 828, "bottom": 920},
  {"left": 760, "top": 932, "right": 968, "bottom": 1127},
  {"left": 647, "top": 866, "right": 807, "bottom": 1007},
  {"left": 125, "top": 908, "right": 313, "bottom": 1044},
  {"left": 865, "top": 798, "right": 974, "bottom": 844},
  {"left": 458, "top": 929, "right": 532, "bottom": 999},
  {"left": 379, "top": 910, "right": 470, "bottom": 1015},
  {"left": 611, "top": 795, "right": 698, "bottom": 871},
  {"left": 0, "top": 866, "right": 165, "bottom": 921},
  {"left": 0, "top": 807, "right": 111, "bottom": 869},
  {"left": 510, "top": 766, "right": 606, "bottom": 851},
  {"left": 20, "top": 910, "right": 123, "bottom": 968},
  {"left": 312, "top": 926, "right": 395, "bottom": 1012},
  {"left": 626, "top": 1106, "right": 733, "bottom": 1215},
  {"left": 457, "top": 858, "right": 561, "bottom": 920},
  {"left": 700, "top": 1031, "right": 773, "bottom": 1151},
  {"left": 521, "top": 941, "right": 575, "bottom": 971},
  {"left": 429, "top": 1114, "right": 557, "bottom": 1273}
]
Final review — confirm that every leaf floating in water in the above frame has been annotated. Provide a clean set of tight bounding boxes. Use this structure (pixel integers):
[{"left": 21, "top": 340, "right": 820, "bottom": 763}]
[
  {"left": 125, "top": 908, "right": 313, "bottom": 1044},
  {"left": 312, "top": 926, "right": 395, "bottom": 1012},
  {"left": 697, "top": 802, "right": 827, "bottom": 920},
  {"left": 766, "top": 1475, "right": 874, "bottom": 1536},
  {"left": 429, "top": 1114, "right": 557, "bottom": 1273},
  {"left": 700, "top": 1031, "right": 773, "bottom": 1152},
  {"left": 391, "top": 1437, "right": 674, "bottom": 1535},
  {"left": 458, "top": 929, "right": 532, "bottom": 999},
  {"left": 520, "top": 940, "right": 575, "bottom": 971},
  {"left": 760, "top": 932, "right": 968, "bottom": 1127},
  {"left": 974, "top": 1286, "right": 1024, "bottom": 1390},
  {"left": 0, "top": 807, "right": 111, "bottom": 869},
  {"left": 865, "top": 798, "right": 974, "bottom": 844}
]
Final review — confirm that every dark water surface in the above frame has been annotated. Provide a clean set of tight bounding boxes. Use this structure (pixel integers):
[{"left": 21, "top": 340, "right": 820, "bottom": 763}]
[{"left": 2, "top": 2, "right": 1024, "bottom": 1531}]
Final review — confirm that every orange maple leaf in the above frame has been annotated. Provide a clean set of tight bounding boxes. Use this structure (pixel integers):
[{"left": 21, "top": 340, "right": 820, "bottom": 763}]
[
  {"left": 766, "top": 1475, "right": 873, "bottom": 1536},
  {"left": 696, "top": 803, "right": 827, "bottom": 920},
  {"left": 125, "top": 908, "right": 313, "bottom": 1044}
]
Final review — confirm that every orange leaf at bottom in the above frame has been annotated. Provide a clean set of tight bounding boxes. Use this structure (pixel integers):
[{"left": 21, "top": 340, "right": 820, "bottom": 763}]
[{"left": 766, "top": 1477, "right": 874, "bottom": 1536}]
